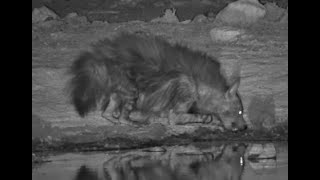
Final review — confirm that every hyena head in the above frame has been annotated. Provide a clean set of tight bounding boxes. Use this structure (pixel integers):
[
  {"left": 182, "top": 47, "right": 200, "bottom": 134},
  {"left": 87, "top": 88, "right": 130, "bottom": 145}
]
[
  {"left": 216, "top": 80, "right": 247, "bottom": 131},
  {"left": 189, "top": 143, "right": 247, "bottom": 180},
  {"left": 196, "top": 79, "right": 247, "bottom": 131},
  {"left": 216, "top": 143, "right": 247, "bottom": 180}
]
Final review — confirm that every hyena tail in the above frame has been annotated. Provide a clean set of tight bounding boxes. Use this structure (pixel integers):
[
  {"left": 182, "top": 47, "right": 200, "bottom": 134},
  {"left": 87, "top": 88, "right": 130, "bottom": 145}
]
[{"left": 67, "top": 52, "right": 111, "bottom": 117}]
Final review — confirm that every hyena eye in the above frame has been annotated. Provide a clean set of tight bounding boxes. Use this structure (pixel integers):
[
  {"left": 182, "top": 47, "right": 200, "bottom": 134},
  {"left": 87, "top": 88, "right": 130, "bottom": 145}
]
[
  {"left": 238, "top": 110, "right": 242, "bottom": 115},
  {"left": 240, "top": 156, "right": 244, "bottom": 166}
]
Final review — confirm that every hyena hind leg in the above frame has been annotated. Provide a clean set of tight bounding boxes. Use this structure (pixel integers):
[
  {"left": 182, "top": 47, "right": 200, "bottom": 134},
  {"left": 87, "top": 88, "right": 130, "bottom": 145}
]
[
  {"left": 116, "top": 86, "right": 147, "bottom": 126},
  {"left": 101, "top": 90, "right": 143, "bottom": 127},
  {"left": 101, "top": 93, "right": 122, "bottom": 124}
]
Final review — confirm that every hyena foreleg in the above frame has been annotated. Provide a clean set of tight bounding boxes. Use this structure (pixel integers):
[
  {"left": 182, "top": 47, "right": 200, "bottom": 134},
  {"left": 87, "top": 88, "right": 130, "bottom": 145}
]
[
  {"left": 167, "top": 74, "right": 215, "bottom": 125},
  {"left": 136, "top": 72, "right": 213, "bottom": 125},
  {"left": 101, "top": 93, "right": 121, "bottom": 124},
  {"left": 101, "top": 85, "right": 139, "bottom": 126}
]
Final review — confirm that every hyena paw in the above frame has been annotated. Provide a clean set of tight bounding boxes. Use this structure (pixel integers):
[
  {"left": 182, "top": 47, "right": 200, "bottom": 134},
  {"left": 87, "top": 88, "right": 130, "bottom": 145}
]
[
  {"left": 200, "top": 115, "right": 213, "bottom": 124},
  {"left": 118, "top": 118, "right": 141, "bottom": 127},
  {"left": 112, "top": 110, "right": 121, "bottom": 119},
  {"left": 102, "top": 112, "right": 145, "bottom": 127},
  {"left": 128, "top": 111, "right": 150, "bottom": 126},
  {"left": 101, "top": 112, "right": 119, "bottom": 125}
]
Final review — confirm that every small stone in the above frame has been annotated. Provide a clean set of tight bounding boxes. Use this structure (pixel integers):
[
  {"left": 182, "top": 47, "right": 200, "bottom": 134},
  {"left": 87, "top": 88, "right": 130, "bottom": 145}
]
[
  {"left": 210, "top": 26, "right": 245, "bottom": 42},
  {"left": 181, "top": 19, "right": 191, "bottom": 24},
  {"left": 192, "top": 14, "right": 208, "bottom": 23},
  {"left": 32, "top": 6, "right": 59, "bottom": 24},
  {"left": 247, "top": 143, "right": 276, "bottom": 160},
  {"left": 65, "top": 12, "right": 78, "bottom": 19}
]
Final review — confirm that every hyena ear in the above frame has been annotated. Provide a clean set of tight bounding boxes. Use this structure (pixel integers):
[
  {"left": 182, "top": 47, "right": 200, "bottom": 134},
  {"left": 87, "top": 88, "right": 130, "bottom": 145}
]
[{"left": 226, "top": 79, "right": 240, "bottom": 99}]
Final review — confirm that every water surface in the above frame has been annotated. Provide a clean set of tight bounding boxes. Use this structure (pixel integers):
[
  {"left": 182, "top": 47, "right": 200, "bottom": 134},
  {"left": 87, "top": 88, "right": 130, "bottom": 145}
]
[{"left": 32, "top": 142, "right": 288, "bottom": 180}]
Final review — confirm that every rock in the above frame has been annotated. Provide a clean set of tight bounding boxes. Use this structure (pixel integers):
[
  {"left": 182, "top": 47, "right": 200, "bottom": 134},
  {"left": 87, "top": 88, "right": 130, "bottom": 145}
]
[
  {"left": 248, "top": 95, "right": 276, "bottom": 130},
  {"left": 247, "top": 143, "right": 276, "bottom": 160},
  {"left": 181, "top": 19, "right": 191, "bottom": 24},
  {"left": 210, "top": 26, "right": 246, "bottom": 42},
  {"left": 247, "top": 144, "right": 263, "bottom": 156},
  {"left": 65, "top": 12, "right": 78, "bottom": 19},
  {"left": 259, "top": 143, "right": 276, "bottom": 159},
  {"left": 246, "top": 143, "right": 277, "bottom": 172},
  {"left": 151, "top": 8, "right": 180, "bottom": 23},
  {"left": 32, "top": 6, "right": 59, "bottom": 24},
  {"left": 192, "top": 14, "right": 208, "bottom": 23},
  {"left": 264, "top": 2, "right": 286, "bottom": 22},
  {"left": 64, "top": 12, "right": 88, "bottom": 26},
  {"left": 214, "top": 0, "right": 266, "bottom": 26}
]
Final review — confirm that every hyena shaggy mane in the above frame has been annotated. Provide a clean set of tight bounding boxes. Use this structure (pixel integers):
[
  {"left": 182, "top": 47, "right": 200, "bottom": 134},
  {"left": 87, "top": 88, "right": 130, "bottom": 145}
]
[{"left": 67, "top": 32, "right": 247, "bottom": 131}]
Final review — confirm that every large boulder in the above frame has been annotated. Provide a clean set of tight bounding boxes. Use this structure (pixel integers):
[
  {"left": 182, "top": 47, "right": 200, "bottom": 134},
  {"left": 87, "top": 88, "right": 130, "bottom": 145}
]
[{"left": 214, "top": 0, "right": 266, "bottom": 26}]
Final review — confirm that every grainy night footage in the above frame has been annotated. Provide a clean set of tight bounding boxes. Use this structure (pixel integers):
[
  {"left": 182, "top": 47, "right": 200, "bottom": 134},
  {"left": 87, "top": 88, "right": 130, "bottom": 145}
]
[{"left": 32, "top": 0, "right": 288, "bottom": 179}]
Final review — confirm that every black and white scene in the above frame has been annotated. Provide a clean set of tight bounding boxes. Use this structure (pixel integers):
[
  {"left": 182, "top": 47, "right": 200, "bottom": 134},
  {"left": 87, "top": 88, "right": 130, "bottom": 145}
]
[{"left": 32, "top": 0, "right": 288, "bottom": 179}]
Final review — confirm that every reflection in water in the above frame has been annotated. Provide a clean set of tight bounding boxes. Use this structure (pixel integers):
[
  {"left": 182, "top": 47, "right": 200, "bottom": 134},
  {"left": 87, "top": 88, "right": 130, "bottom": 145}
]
[
  {"left": 32, "top": 142, "right": 287, "bottom": 180},
  {"left": 74, "top": 143, "right": 246, "bottom": 180},
  {"left": 74, "top": 165, "right": 98, "bottom": 180}
]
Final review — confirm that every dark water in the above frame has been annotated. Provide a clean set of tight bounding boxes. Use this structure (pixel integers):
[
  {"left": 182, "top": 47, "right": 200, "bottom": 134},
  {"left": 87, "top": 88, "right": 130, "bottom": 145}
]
[{"left": 32, "top": 142, "right": 287, "bottom": 180}]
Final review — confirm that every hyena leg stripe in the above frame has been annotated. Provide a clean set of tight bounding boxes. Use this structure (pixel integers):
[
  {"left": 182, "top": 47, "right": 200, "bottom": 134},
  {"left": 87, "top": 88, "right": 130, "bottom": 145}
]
[
  {"left": 101, "top": 93, "right": 121, "bottom": 123},
  {"left": 169, "top": 112, "right": 213, "bottom": 125}
]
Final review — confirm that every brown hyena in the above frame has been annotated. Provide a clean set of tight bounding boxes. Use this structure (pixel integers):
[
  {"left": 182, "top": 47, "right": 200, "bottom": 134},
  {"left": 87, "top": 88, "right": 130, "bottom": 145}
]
[{"left": 67, "top": 32, "right": 247, "bottom": 131}]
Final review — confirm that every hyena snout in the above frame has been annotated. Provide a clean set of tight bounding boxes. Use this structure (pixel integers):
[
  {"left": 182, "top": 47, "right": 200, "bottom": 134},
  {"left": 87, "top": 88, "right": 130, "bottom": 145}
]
[
  {"left": 221, "top": 115, "right": 247, "bottom": 132},
  {"left": 231, "top": 121, "right": 248, "bottom": 132}
]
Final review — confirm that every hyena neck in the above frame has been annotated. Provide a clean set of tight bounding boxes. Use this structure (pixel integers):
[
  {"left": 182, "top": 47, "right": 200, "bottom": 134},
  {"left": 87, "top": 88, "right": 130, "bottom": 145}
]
[
  {"left": 196, "top": 82, "right": 228, "bottom": 99},
  {"left": 192, "top": 83, "right": 226, "bottom": 114}
]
